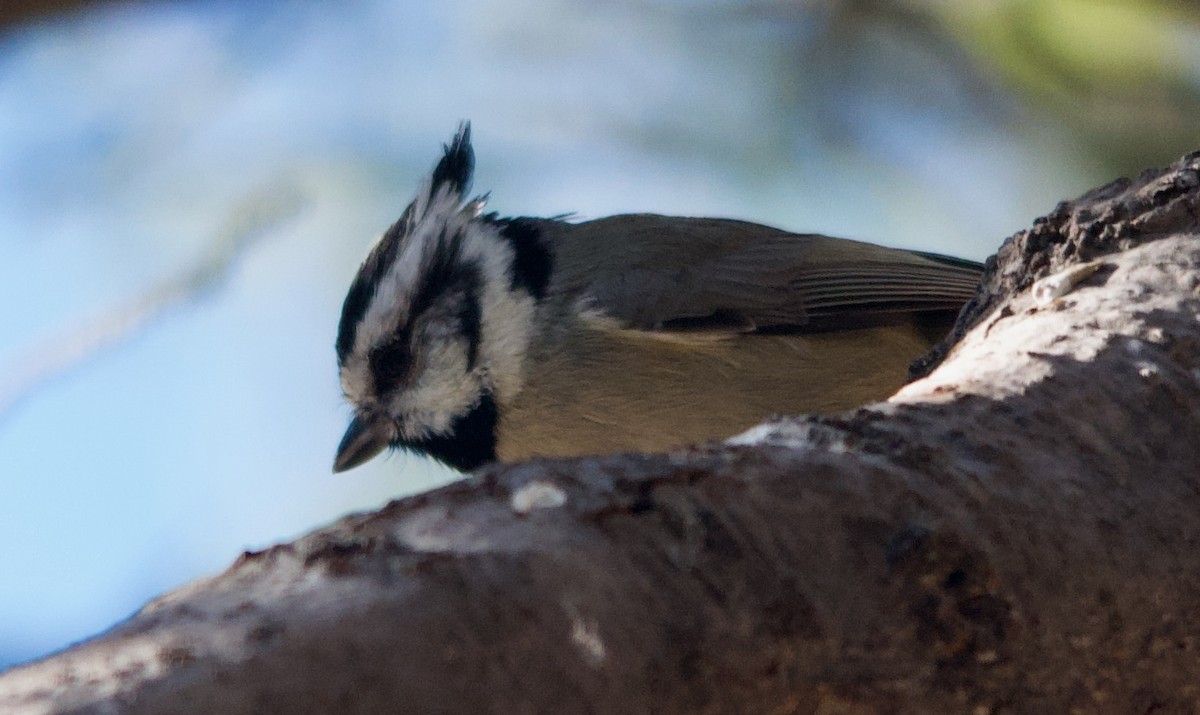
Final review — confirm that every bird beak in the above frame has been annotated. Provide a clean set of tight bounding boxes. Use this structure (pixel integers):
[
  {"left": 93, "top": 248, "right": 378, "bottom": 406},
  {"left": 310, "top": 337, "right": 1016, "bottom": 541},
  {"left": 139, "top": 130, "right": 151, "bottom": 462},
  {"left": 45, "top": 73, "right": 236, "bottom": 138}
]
[{"left": 333, "top": 413, "right": 390, "bottom": 473}]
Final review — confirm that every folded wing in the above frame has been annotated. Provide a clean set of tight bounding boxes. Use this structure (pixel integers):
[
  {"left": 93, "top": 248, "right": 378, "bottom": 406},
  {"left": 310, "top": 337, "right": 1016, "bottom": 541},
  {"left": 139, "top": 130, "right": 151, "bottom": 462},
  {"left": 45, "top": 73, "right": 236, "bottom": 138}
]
[{"left": 545, "top": 214, "right": 983, "bottom": 335}]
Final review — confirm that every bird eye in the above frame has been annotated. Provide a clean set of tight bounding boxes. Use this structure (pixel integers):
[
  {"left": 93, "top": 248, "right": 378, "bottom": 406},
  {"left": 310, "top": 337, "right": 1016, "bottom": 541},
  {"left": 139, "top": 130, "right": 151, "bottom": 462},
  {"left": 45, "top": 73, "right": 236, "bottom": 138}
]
[{"left": 369, "top": 337, "right": 413, "bottom": 394}]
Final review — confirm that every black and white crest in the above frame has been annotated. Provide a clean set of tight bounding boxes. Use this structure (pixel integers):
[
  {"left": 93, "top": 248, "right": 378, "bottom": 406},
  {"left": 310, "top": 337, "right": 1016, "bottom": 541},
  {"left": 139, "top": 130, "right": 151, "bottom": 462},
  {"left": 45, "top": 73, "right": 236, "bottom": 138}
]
[
  {"left": 334, "top": 122, "right": 551, "bottom": 472},
  {"left": 336, "top": 122, "right": 476, "bottom": 366}
]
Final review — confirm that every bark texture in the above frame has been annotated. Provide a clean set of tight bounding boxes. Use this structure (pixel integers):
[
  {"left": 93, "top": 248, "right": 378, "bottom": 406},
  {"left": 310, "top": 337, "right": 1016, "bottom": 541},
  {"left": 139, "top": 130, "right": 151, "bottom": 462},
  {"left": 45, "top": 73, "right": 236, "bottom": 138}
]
[{"left": 3, "top": 154, "right": 1200, "bottom": 714}]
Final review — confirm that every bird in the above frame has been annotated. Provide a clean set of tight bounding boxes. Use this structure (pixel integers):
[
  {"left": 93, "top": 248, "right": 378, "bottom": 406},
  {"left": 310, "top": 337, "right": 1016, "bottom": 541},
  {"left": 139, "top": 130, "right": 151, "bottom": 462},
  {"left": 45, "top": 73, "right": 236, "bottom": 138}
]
[{"left": 333, "top": 123, "right": 983, "bottom": 473}]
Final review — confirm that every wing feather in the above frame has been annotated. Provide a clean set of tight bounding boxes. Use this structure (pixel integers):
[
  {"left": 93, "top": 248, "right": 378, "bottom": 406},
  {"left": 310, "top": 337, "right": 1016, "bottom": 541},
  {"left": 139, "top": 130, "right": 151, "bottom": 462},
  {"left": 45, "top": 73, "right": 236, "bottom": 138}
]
[{"left": 539, "top": 214, "right": 984, "bottom": 335}]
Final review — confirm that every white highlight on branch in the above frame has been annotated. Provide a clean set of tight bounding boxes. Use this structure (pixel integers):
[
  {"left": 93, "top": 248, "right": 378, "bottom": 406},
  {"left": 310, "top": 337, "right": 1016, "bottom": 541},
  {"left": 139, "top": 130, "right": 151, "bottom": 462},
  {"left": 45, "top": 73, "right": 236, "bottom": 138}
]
[
  {"left": 1032, "top": 260, "right": 1108, "bottom": 305},
  {"left": 510, "top": 480, "right": 567, "bottom": 514},
  {"left": 727, "top": 421, "right": 841, "bottom": 451},
  {"left": 569, "top": 616, "right": 607, "bottom": 666}
]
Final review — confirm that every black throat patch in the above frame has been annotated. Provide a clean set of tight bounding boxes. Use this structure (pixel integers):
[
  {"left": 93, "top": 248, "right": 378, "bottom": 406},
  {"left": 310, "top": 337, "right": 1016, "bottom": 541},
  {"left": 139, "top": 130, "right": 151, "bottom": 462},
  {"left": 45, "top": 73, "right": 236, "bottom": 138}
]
[{"left": 400, "top": 393, "right": 499, "bottom": 471}]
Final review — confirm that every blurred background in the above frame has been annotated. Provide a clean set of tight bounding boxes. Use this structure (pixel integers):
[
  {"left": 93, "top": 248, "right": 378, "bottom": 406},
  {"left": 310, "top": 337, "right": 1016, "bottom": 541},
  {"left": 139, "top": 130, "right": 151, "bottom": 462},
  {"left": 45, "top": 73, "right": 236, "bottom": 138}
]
[{"left": 2, "top": 0, "right": 1199, "bottom": 670}]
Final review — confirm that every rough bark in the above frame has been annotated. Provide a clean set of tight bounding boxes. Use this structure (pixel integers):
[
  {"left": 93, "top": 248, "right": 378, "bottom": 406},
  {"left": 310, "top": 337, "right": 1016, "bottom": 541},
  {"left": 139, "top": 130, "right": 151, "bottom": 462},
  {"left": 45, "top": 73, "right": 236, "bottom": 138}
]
[{"left": 3, "top": 153, "right": 1200, "bottom": 714}]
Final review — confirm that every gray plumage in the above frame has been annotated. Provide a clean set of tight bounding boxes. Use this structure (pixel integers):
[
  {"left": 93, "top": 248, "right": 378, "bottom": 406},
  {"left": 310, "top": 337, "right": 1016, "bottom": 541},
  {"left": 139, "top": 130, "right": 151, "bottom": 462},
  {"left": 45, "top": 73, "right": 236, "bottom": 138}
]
[{"left": 532, "top": 213, "right": 980, "bottom": 332}]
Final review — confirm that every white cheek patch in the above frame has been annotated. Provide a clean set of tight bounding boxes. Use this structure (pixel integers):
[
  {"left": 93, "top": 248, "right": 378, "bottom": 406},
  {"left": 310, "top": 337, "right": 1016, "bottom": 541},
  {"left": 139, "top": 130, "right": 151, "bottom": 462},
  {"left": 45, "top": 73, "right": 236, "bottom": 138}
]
[
  {"left": 479, "top": 284, "right": 536, "bottom": 403},
  {"left": 458, "top": 224, "right": 537, "bottom": 404},
  {"left": 392, "top": 338, "right": 483, "bottom": 437}
]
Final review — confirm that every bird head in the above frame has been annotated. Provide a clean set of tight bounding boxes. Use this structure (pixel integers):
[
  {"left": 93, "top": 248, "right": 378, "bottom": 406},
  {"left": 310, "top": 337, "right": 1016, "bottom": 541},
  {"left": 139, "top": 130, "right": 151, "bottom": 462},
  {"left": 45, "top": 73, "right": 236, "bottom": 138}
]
[{"left": 333, "top": 123, "right": 551, "bottom": 472}]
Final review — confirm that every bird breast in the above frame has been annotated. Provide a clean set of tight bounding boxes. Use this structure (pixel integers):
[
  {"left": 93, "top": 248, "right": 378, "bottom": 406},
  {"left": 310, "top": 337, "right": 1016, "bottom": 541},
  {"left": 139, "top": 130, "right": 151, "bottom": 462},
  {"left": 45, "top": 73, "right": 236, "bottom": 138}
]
[{"left": 494, "top": 319, "right": 935, "bottom": 461}]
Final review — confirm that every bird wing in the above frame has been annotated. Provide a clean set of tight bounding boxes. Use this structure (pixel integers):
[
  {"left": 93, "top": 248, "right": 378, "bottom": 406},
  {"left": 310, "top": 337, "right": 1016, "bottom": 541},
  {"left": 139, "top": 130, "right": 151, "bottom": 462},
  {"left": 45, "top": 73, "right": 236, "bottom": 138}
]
[{"left": 544, "top": 214, "right": 983, "bottom": 335}]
